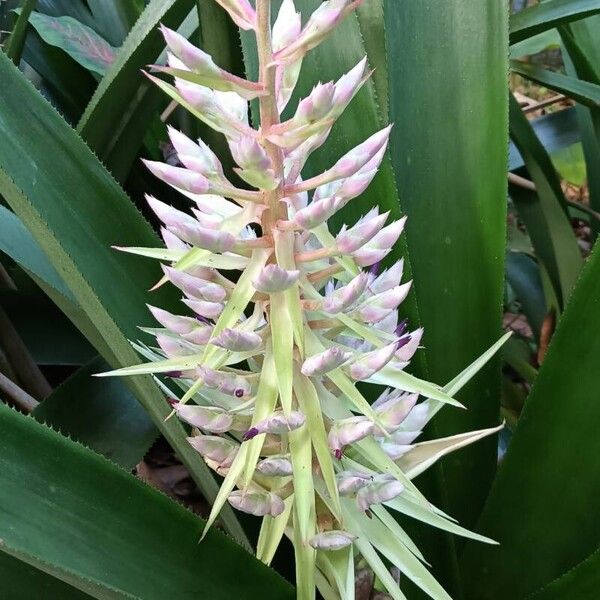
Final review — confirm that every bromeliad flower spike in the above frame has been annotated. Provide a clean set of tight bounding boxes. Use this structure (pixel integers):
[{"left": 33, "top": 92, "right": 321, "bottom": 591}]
[{"left": 100, "top": 1, "right": 509, "bottom": 598}]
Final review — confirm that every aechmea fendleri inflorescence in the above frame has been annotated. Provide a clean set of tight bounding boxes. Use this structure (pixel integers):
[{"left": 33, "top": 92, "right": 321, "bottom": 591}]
[{"left": 100, "top": 1, "right": 509, "bottom": 598}]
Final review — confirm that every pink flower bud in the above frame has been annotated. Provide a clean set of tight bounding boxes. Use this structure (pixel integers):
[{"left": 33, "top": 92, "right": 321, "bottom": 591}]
[
  {"left": 143, "top": 160, "right": 210, "bottom": 194},
  {"left": 394, "top": 401, "right": 430, "bottom": 439},
  {"left": 301, "top": 346, "right": 352, "bottom": 377},
  {"left": 230, "top": 136, "right": 271, "bottom": 172},
  {"left": 167, "top": 126, "right": 223, "bottom": 178},
  {"left": 328, "top": 416, "right": 374, "bottom": 458},
  {"left": 163, "top": 266, "right": 227, "bottom": 302},
  {"left": 336, "top": 210, "right": 389, "bottom": 254},
  {"left": 256, "top": 455, "right": 294, "bottom": 477},
  {"left": 242, "top": 410, "right": 305, "bottom": 440},
  {"left": 379, "top": 440, "right": 412, "bottom": 460},
  {"left": 174, "top": 403, "right": 249, "bottom": 433},
  {"left": 146, "top": 195, "right": 196, "bottom": 229},
  {"left": 394, "top": 328, "right": 423, "bottom": 362},
  {"left": 197, "top": 366, "right": 252, "bottom": 398},
  {"left": 183, "top": 298, "right": 224, "bottom": 320},
  {"left": 272, "top": 0, "right": 301, "bottom": 50},
  {"left": 228, "top": 490, "right": 285, "bottom": 517},
  {"left": 168, "top": 222, "right": 236, "bottom": 253},
  {"left": 309, "top": 530, "right": 356, "bottom": 550},
  {"left": 349, "top": 342, "right": 398, "bottom": 380},
  {"left": 295, "top": 82, "right": 335, "bottom": 124},
  {"left": 357, "top": 282, "right": 412, "bottom": 323},
  {"left": 181, "top": 325, "right": 214, "bottom": 345},
  {"left": 366, "top": 217, "right": 407, "bottom": 250},
  {"left": 188, "top": 434, "right": 238, "bottom": 468},
  {"left": 369, "top": 260, "right": 404, "bottom": 294},
  {"left": 322, "top": 272, "right": 369, "bottom": 314},
  {"left": 253, "top": 264, "right": 300, "bottom": 293},
  {"left": 161, "top": 25, "right": 219, "bottom": 75},
  {"left": 332, "top": 56, "right": 369, "bottom": 108},
  {"left": 373, "top": 392, "right": 418, "bottom": 434},
  {"left": 148, "top": 305, "right": 197, "bottom": 334},
  {"left": 210, "top": 328, "right": 262, "bottom": 352},
  {"left": 213, "top": 0, "right": 257, "bottom": 31},
  {"left": 155, "top": 333, "right": 193, "bottom": 359},
  {"left": 294, "top": 196, "right": 339, "bottom": 230},
  {"left": 356, "top": 475, "right": 404, "bottom": 511},
  {"left": 336, "top": 470, "right": 373, "bottom": 495}
]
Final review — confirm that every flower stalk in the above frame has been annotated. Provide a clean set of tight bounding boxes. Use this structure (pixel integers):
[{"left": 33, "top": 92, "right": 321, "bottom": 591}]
[{"left": 100, "top": 2, "right": 509, "bottom": 599}]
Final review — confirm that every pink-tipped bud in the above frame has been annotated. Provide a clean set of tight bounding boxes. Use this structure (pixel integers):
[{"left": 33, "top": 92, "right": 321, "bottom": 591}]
[
  {"left": 188, "top": 434, "right": 238, "bottom": 468},
  {"left": 197, "top": 366, "right": 252, "bottom": 398},
  {"left": 356, "top": 475, "right": 404, "bottom": 511},
  {"left": 169, "top": 222, "right": 236, "bottom": 253},
  {"left": 230, "top": 136, "right": 271, "bottom": 171},
  {"left": 143, "top": 160, "right": 210, "bottom": 195},
  {"left": 373, "top": 392, "right": 418, "bottom": 434},
  {"left": 213, "top": 0, "right": 257, "bottom": 31},
  {"left": 148, "top": 305, "right": 197, "bottom": 334},
  {"left": 322, "top": 272, "right": 369, "bottom": 314},
  {"left": 395, "top": 328, "right": 423, "bottom": 362},
  {"left": 379, "top": 440, "right": 413, "bottom": 460},
  {"left": 242, "top": 410, "right": 305, "bottom": 440},
  {"left": 394, "top": 402, "right": 430, "bottom": 439},
  {"left": 295, "top": 82, "right": 336, "bottom": 124},
  {"left": 155, "top": 333, "right": 193, "bottom": 359},
  {"left": 210, "top": 328, "right": 262, "bottom": 352},
  {"left": 294, "top": 196, "right": 339, "bottom": 230},
  {"left": 349, "top": 342, "right": 398, "bottom": 380},
  {"left": 369, "top": 260, "right": 404, "bottom": 294},
  {"left": 336, "top": 470, "right": 373, "bottom": 495},
  {"left": 253, "top": 264, "right": 300, "bottom": 293},
  {"left": 228, "top": 490, "right": 285, "bottom": 517},
  {"left": 183, "top": 298, "right": 224, "bottom": 320},
  {"left": 181, "top": 325, "right": 214, "bottom": 345},
  {"left": 336, "top": 210, "right": 389, "bottom": 254},
  {"left": 367, "top": 217, "right": 407, "bottom": 250},
  {"left": 161, "top": 25, "right": 219, "bottom": 75},
  {"left": 167, "top": 126, "right": 223, "bottom": 179},
  {"left": 333, "top": 56, "right": 369, "bottom": 108},
  {"left": 328, "top": 416, "right": 374, "bottom": 458},
  {"left": 256, "top": 455, "right": 294, "bottom": 477},
  {"left": 174, "top": 403, "right": 249, "bottom": 433},
  {"left": 329, "top": 125, "right": 391, "bottom": 179},
  {"left": 301, "top": 346, "right": 352, "bottom": 377},
  {"left": 357, "top": 282, "right": 412, "bottom": 323},
  {"left": 309, "top": 530, "right": 356, "bottom": 550},
  {"left": 146, "top": 195, "right": 196, "bottom": 229},
  {"left": 163, "top": 266, "right": 227, "bottom": 302},
  {"left": 273, "top": 0, "right": 302, "bottom": 50}
]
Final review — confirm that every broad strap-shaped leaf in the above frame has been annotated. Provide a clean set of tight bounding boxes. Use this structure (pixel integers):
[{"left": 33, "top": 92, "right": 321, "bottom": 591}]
[
  {"left": 461, "top": 232, "right": 600, "bottom": 598},
  {"left": 0, "top": 51, "right": 247, "bottom": 546},
  {"left": 78, "top": 0, "right": 196, "bottom": 180},
  {"left": 0, "top": 402, "right": 294, "bottom": 599},
  {"left": 509, "top": 0, "right": 600, "bottom": 44},
  {"left": 33, "top": 356, "right": 157, "bottom": 469},
  {"left": 385, "top": 0, "right": 507, "bottom": 528},
  {"left": 509, "top": 93, "right": 583, "bottom": 308},
  {"left": 511, "top": 60, "right": 600, "bottom": 108},
  {"left": 4, "top": 0, "right": 37, "bottom": 64}
]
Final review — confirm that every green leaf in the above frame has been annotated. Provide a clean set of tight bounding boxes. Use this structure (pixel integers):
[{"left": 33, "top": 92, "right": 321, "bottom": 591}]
[
  {"left": 0, "top": 402, "right": 294, "bottom": 599},
  {"left": 4, "top": 0, "right": 37, "bottom": 65},
  {"left": 510, "top": 29, "right": 561, "bottom": 59},
  {"left": 527, "top": 548, "right": 600, "bottom": 600},
  {"left": 385, "top": 0, "right": 507, "bottom": 533},
  {"left": 511, "top": 60, "right": 600, "bottom": 107},
  {"left": 0, "top": 552, "right": 90, "bottom": 600},
  {"left": 0, "top": 52, "right": 248, "bottom": 547},
  {"left": 86, "top": 0, "right": 142, "bottom": 47},
  {"left": 23, "top": 11, "right": 117, "bottom": 74},
  {"left": 509, "top": 0, "right": 600, "bottom": 44},
  {"left": 461, "top": 233, "right": 600, "bottom": 598},
  {"left": 509, "top": 93, "right": 583, "bottom": 308},
  {"left": 33, "top": 356, "right": 157, "bottom": 469},
  {"left": 77, "top": 0, "right": 196, "bottom": 180}
]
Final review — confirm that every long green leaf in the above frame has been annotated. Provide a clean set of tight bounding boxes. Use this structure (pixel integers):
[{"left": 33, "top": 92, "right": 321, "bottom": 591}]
[
  {"left": 0, "top": 552, "right": 90, "bottom": 600},
  {"left": 0, "top": 402, "right": 294, "bottom": 599},
  {"left": 509, "top": 93, "right": 583, "bottom": 308},
  {"left": 4, "top": 0, "right": 37, "bottom": 64},
  {"left": 511, "top": 60, "right": 600, "bottom": 107},
  {"left": 0, "top": 51, "right": 247, "bottom": 546},
  {"left": 509, "top": 0, "right": 600, "bottom": 44},
  {"left": 385, "top": 0, "right": 507, "bottom": 533},
  {"left": 461, "top": 234, "right": 600, "bottom": 598},
  {"left": 33, "top": 356, "right": 157, "bottom": 469},
  {"left": 77, "top": 0, "right": 195, "bottom": 180}
]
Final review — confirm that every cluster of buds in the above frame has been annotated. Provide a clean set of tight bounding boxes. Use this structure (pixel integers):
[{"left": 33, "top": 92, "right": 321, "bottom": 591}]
[{"left": 103, "top": 1, "right": 505, "bottom": 599}]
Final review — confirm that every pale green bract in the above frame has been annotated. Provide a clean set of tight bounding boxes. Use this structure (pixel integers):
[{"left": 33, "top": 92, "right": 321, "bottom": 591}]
[{"left": 100, "top": 1, "right": 508, "bottom": 598}]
